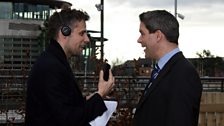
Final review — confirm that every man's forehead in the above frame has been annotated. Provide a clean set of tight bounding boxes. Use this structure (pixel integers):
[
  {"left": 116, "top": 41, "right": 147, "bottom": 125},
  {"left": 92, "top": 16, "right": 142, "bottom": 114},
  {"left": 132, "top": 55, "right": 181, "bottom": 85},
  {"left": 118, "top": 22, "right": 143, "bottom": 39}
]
[{"left": 73, "top": 21, "right": 86, "bottom": 31}]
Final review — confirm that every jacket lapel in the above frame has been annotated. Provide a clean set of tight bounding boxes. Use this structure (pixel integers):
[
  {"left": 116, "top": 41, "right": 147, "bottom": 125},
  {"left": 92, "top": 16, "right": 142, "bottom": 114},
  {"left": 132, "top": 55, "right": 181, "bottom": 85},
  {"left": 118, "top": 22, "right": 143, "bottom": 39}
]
[
  {"left": 48, "top": 39, "right": 83, "bottom": 96},
  {"left": 136, "top": 52, "right": 184, "bottom": 109}
]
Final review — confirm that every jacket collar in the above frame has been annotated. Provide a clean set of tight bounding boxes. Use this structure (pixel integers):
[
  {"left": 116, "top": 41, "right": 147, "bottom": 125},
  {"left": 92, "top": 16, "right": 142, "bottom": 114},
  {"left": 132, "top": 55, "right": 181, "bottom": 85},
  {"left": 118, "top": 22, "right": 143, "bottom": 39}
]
[
  {"left": 46, "top": 39, "right": 72, "bottom": 74},
  {"left": 136, "top": 52, "right": 185, "bottom": 109}
]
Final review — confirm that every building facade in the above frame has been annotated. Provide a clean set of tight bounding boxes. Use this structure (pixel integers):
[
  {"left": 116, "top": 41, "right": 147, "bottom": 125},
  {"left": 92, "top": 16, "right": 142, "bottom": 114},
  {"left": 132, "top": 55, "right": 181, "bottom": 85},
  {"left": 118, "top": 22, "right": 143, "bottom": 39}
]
[
  {"left": 0, "top": 0, "right": 72, "bottom": 124},
  {"left": 0, "top": 0, "right": 72, "bottom": 75}
]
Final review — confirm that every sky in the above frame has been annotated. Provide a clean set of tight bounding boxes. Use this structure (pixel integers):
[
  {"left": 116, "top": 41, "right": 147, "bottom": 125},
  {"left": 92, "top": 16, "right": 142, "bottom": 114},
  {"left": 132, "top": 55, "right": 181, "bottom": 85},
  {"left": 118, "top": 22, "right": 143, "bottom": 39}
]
[{"left": 68, "top": 0, "right": 224, "bottom": 64}]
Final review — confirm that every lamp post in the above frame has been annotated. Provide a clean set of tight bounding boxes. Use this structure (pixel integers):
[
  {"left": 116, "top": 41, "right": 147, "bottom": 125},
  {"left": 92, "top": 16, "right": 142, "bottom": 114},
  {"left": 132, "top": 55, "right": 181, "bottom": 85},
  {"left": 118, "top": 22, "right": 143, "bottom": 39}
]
[
  {"left": 174, "top": 0, "right": 177, "bottom": 18},
  {"left": 100, "top": 0, "right": 104, "bottom": 61},
  {"left": 174, "top": 0, "right": 185, "bottom": 20},
  {"left": 95, "top": 0, "right": 104, "bottom": 61}
]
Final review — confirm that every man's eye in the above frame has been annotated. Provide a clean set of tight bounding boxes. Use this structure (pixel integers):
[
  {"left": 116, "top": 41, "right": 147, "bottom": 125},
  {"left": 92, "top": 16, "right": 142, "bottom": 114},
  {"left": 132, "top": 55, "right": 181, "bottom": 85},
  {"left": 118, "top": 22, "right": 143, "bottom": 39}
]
[
  {"left": 80, "top": 32, "right": 86, "bottom": 36},
  {"left": 140, "top": 32, "right": 144, "bottom": 36}
]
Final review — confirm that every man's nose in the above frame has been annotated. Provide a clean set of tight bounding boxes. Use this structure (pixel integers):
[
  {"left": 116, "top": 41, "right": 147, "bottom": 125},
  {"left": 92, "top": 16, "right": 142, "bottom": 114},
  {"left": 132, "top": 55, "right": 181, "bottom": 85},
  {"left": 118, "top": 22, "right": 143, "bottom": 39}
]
[
  {"left": 85, "top": 34, "right": 90, "bottom": 43},
  {"left": 137, "top": 36, "right": 142, "bottom": 43}
]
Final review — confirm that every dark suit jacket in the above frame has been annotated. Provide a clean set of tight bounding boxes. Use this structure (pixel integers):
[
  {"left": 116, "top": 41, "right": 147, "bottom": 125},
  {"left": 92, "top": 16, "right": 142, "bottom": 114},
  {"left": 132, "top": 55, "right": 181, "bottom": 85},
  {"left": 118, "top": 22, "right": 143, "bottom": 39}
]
[
  {"left": 25, "top": 39, "right": 107, "bottom": 126},
  {"left": 133, "top": 52, "right": 202, "bottom": 126}
]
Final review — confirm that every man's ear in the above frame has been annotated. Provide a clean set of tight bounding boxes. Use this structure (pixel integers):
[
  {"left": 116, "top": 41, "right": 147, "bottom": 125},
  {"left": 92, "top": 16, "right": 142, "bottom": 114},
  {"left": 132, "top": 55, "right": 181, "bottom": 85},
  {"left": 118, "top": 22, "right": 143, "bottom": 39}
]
[
  {"left": 155, "top": 30, "right": 163, "bottom": 41},
  {"left": 58, "top": 30, "right": 67, "bottom": 40}
]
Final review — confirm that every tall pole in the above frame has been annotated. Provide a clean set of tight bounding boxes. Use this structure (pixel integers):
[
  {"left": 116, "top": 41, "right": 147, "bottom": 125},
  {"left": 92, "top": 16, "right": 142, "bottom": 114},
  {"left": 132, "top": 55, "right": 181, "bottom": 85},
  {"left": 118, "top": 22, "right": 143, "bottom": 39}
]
[
  {"left": 174, "top": 0, "right": 177, "bottom": 18},
  {"left": 100, "top": 0, "right": 104, "bottom": 61}
]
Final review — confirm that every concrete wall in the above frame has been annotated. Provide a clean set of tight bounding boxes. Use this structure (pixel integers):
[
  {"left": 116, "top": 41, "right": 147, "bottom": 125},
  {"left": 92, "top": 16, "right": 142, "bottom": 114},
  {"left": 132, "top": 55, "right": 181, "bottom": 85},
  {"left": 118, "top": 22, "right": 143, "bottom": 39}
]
[{"left": 0, "top": 19, "right": 43, "bottom": 37}]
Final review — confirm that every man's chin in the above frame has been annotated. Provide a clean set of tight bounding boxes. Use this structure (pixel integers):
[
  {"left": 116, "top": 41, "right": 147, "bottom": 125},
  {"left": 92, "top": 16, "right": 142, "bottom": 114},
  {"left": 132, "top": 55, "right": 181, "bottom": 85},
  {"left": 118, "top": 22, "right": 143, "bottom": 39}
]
[
  {"left": 145, "top": 54, "right": 152, "bottom": 59},
  {"left": 145, "top": 54, "right": 149, "bottom": 59},
  {"left": 72, "top": 53, "right": 83, "bottom": 57}
]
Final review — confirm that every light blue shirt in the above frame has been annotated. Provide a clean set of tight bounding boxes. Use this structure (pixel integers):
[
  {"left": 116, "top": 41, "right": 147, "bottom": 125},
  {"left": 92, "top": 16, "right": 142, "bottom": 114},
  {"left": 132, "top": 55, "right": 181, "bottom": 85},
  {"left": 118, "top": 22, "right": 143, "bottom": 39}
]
[{"left": 157, "top": 48, "right": 180, "bottom": 70}]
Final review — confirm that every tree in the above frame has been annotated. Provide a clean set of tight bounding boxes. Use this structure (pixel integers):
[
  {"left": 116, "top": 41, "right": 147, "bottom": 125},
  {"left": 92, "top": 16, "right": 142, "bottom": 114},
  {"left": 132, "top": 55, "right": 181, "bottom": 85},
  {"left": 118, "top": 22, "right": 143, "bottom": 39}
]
[
  {"left": 196, "top": 49, "right": 224, "bottom": 76},
  {"left": 196, "top": 49, "right": 214, "bottom": 58},
  {"left": 111, "top": 58, "right": 124, "bottom": 68}
]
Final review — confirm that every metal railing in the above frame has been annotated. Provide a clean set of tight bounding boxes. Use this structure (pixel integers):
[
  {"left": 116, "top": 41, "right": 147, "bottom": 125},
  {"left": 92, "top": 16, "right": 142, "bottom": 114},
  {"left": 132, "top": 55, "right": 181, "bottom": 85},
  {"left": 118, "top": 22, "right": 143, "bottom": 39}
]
[{"left": 0, "top": 75, "right": 224, "bottom": 124}]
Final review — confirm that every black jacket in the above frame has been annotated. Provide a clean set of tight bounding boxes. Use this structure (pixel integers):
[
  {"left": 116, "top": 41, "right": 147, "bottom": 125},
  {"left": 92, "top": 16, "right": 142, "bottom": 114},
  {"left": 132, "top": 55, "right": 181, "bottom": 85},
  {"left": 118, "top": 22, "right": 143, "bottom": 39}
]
[
  {"left": 133, "top": 52, "right": 202, "bottom": 126},
  {"left": 25, "top": 39, "right": 107, "bottom": 126}
]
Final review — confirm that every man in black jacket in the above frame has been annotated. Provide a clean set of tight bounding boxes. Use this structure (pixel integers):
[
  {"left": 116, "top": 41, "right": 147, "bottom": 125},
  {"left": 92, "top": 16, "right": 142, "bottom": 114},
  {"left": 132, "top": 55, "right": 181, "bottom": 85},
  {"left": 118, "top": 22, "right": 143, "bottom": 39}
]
[
  {"left": 25, "top": 8, "right": 115, "bottom": 126},
  {"left": 133, "top": 10, "right": 202, "bottom": 126}
]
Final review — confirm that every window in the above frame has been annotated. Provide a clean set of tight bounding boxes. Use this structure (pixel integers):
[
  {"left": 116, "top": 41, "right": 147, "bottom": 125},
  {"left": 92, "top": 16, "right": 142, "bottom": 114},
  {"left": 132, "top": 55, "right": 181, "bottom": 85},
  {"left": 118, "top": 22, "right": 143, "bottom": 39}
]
[
  {"left": 13, "top": 3, "right": 50, "bottom": 20},
  {"left": 0, "top": 2, "right": 12, "bottom": 19}
]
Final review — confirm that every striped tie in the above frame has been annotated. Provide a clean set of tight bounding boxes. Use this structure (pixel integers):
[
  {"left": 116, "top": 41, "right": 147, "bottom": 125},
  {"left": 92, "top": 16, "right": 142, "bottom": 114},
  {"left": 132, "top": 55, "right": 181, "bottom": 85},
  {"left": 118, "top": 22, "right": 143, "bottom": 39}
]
[
  {"left": 151, "top": 64, "right": 160, "bottom": 81},
  {"left": 144, "top": 64, "right": 160, "bottom": 95}
]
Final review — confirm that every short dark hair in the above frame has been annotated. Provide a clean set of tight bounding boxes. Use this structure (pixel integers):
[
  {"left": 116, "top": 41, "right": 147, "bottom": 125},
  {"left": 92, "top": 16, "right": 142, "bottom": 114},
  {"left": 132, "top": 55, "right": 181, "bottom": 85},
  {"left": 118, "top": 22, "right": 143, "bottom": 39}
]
[
  {"left": 47, "top": 8, "right": 90, "bottom": 39},
  {"left": 139, "top": 10, "right": 179, "bottom": 44}
]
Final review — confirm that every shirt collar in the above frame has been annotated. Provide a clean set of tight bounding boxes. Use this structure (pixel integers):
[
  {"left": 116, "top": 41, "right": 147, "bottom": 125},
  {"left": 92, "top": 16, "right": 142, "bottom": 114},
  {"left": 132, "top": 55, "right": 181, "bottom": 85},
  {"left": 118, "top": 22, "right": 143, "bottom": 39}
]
[{"left": 157, "top": 48, "right": 180, "bottom": 69}]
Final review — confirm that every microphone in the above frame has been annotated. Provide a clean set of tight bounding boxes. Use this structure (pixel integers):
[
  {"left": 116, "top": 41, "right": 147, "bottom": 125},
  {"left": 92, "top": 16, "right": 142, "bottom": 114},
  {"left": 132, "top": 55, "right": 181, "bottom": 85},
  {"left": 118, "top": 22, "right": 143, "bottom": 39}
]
[{"left": 102, "top": 63, "right": 111, "bottom": 81}]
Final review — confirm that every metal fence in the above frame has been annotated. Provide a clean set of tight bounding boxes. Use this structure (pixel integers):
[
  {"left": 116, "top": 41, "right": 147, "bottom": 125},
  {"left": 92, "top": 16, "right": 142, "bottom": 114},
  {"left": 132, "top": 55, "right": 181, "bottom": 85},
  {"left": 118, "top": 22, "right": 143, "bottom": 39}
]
[{"left": 0, "top": 75, "right": 224, "bottom": 125}]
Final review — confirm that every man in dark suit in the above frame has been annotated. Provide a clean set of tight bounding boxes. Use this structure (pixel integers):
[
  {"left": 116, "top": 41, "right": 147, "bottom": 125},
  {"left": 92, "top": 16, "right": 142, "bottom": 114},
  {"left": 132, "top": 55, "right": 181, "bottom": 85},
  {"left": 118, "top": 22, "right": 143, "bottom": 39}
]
[
  {"left": 25, "top": 8, "right": 115, "bottom": 126},
  {"left": 133, "top": 10, "right": 202, "bottom": 126}
]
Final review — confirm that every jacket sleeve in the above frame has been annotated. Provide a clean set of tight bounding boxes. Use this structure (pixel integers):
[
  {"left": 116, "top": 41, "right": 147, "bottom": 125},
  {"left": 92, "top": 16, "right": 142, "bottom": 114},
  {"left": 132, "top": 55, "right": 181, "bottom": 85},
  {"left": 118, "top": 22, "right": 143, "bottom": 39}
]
[
  {"left": 165, "top": 65, "right": 202, "bottom": 126},
  {"left": 85, "top": 93, "right": 108, "bottom": 122},
  {"left": 32, "top": 61, "right": 107, "bottom": 126}
]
